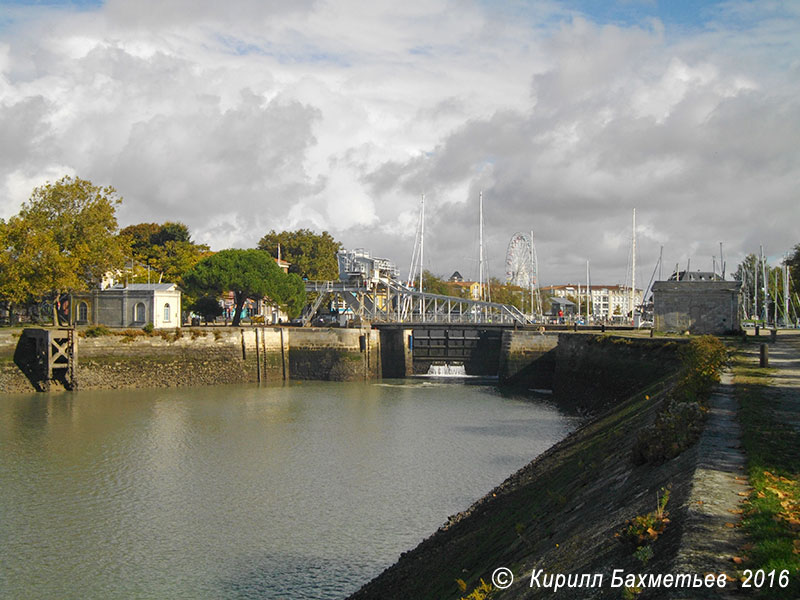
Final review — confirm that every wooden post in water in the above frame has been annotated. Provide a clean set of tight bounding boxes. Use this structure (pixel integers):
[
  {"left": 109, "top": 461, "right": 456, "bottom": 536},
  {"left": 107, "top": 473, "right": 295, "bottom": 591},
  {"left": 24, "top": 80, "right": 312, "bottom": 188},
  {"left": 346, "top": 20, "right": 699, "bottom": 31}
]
[
  {"left": 254, "top": 328, "right": 261, "bottom": 383},
  {"left": 280, "top": 327, "right": 287, "bottom": 380},
  {"left": 261, "top": 327, "right": 267, "bottom": 381}
]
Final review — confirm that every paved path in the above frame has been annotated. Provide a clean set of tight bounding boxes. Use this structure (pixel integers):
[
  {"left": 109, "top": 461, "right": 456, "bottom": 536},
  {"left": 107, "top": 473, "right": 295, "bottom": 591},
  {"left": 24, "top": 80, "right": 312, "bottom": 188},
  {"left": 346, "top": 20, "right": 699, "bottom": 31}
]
[
  {"left": 672, "top": 370, "right": 748, "bottom": 598},
  {"left": 751, "top": 330, "right": 800, "bottom": 432},
  {"left": 674, "top": 330, "right": 800, "bottom": 597}
]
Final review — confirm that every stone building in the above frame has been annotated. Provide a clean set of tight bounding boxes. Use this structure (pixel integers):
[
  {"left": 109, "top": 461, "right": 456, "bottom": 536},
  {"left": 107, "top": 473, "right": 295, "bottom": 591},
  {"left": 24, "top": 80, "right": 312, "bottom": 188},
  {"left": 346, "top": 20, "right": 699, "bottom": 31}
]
[
  {"left": 72, "top": 283, "right": 182, "bottom": 329},
  {"left": 652, "top": 280, "right": 741, "bottom": 334}
]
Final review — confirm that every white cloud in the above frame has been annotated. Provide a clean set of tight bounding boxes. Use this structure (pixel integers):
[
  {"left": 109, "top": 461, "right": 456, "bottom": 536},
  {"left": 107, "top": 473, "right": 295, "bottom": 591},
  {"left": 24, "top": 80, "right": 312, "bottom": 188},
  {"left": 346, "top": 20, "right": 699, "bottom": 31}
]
[{"left": 0, "top": 0, "right": 798, "bottom": 286}]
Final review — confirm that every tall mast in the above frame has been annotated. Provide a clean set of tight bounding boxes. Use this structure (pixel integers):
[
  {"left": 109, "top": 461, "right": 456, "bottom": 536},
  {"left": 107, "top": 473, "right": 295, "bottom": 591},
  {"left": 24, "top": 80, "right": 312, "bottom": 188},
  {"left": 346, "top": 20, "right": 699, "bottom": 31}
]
[
  {"left": 479, "top": 191, "right": 485, "bottom": 301},
  {"left": 774, "top": 269, "right": 778, "bottom": 326},
  {"left": 785, "top": 261, "right": 790, "bottom": 327},
  {"left": 529, "top": 230, "right": 534, "bottom": 317},
  {"left": 630, "top": 208, "right": 636, "bottom": 320},
  {"left": 761, "top": 246, "right": 767, "bottom": 323},
  {"left": 419, "top": 193, "right": 425, "bottom": 293},
  {"left": 586, "top": 260, "right": 591, "bottom": 322},
  {"left": 753, "top": 256, "right": 758, "bottom": 321}
]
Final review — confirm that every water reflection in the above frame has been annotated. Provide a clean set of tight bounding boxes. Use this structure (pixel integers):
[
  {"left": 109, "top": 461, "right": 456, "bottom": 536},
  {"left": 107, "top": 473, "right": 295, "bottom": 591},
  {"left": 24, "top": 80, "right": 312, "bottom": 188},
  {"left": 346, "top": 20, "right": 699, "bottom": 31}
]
[{"left": 1, "top": 381, "right": 578, "bottom": 599}]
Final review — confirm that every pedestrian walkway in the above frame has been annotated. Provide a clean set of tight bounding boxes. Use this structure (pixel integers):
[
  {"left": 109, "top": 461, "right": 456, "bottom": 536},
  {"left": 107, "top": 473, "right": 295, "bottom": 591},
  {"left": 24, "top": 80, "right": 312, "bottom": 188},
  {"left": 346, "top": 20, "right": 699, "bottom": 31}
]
[
  {"left": 673, "top": 330, "right": 800, "bottom": 597},
  {"left": 672, "top": 371, "right": 748, "bottom": 598},
  {"left": 749, "top": 330, "right": 800, "bottom": 432}
]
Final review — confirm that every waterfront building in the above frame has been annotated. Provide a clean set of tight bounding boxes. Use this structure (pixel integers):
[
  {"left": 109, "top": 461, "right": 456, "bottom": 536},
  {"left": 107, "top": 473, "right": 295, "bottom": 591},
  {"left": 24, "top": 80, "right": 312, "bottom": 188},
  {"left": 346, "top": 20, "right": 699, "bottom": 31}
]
[
  {"left": 652, "top": 279, "right": 742, "bottom": 334},
  {"left": 337, "top": 248, "right": 400, "bottom": 286},
  {"left": 72, "top": 283, "right": 182, "bottom": 329},
  {"left": 541, "top": 284, "right": 644, "bottom": 321}
]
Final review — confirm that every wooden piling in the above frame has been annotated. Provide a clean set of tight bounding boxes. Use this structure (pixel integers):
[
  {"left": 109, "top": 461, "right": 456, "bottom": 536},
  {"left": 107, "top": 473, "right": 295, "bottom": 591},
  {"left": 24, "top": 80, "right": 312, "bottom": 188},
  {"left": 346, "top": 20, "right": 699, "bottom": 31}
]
[{"left": 254, "top": 328, "right": 261, "bottom": 383}]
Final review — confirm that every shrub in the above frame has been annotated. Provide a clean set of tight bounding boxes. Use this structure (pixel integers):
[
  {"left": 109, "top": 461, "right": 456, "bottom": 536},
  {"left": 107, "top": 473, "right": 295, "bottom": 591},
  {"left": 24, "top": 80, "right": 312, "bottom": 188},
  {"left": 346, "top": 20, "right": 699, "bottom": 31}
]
[
  {"left": 632, "top": 399, "right": 705, "bottom": 464},
  {"left": 83, "top": 325, "right": 111, "bottom": 338},
  {"left": 676, "top": 335, "right": 728, "bottom": 403},
  {"left": 633, "top": 335, "right": 726, "bottom": 464},
  {"left": 143, "top": 322, "right": 154, "bottom": 334}
]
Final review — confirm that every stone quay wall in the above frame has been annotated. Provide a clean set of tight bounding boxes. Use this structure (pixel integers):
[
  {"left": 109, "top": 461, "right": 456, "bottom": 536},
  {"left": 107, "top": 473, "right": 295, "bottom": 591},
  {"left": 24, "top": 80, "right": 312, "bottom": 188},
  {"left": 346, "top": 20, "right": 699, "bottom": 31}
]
[
  {"left": 553, "top": 333, "right": 685, "bottom": 412},
  {"left": 0, "top": 326, "right": 379, "bottom": 393},
  {"left": 497, "top": 330, "right": 559, "bottom": 387}
]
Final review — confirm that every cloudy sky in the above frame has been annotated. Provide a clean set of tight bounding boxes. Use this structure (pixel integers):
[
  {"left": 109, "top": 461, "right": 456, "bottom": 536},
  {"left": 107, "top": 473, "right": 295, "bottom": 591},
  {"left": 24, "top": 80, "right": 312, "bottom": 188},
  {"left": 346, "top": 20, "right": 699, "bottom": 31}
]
[{"left": 1, "top": 0, "right": 798, "bottom": 288}]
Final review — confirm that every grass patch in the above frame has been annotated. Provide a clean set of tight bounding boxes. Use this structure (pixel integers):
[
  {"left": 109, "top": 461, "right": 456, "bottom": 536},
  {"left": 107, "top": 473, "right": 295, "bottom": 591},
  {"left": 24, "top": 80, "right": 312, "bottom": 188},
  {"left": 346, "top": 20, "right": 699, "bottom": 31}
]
[{"left": 733, "top": 351, "right": 800, "bottom": 598}]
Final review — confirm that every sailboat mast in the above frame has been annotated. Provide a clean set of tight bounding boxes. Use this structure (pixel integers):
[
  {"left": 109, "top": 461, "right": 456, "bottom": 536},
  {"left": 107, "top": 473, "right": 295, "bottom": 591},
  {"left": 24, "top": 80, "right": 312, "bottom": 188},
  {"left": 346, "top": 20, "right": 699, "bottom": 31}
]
[
  {"left": 586, "top": 260, "right": 591, "bottom": 322},
  {"left": 479, "top": 191, "right": 484, "bottom": 301},
  {"left": 529, "top": 230, "right": 534, "bottom": 317},
  {"left": 753, "top": 257, "right": 758, "bottom": 321},
  {"left": 419, "top": 193, "right": 425, "bottom": 293},
  {"left": 761, "top": 246, "right": 767, "bottom": 323},
  {"left": 785, "top": 262, "right": 790, "bottom": 327},
  {"left": 630, "top": 208, "right": 636, "bottom": 320}
]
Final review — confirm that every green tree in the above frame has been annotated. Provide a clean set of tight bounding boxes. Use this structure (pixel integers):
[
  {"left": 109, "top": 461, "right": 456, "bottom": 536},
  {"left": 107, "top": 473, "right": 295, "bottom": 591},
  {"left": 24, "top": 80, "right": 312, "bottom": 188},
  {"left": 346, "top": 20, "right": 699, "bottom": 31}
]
[
  {"left": 257, "top": 229, "right": 341, "bottom": 280},
  {"left": 183, "top": 249, "right": 306, "bottom": 326},
  {"left": 487, "top": 277, "right": 524, "bottom": 311},
  {"left": 420, "top": 270, "right": 451, "bottom": 295},
  {"left": 119, "top": 221, "right": 210, "bottom": 283},
  {"left": 0, "top": 176, "right": 125, "bottom": 322},
  {"left": 188, "top": 295, "right": 223, "bottom": 324}
]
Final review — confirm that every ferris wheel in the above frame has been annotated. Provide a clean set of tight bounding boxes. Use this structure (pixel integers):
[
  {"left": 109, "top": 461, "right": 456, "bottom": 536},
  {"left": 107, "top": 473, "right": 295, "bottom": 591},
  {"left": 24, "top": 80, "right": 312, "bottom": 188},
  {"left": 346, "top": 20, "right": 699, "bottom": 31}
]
[
  {"left": 505, "top": 232, "right": 543, "bottom": 317},
  {"left": 506, "top": 232, "right": 534, "bottom": 287}
]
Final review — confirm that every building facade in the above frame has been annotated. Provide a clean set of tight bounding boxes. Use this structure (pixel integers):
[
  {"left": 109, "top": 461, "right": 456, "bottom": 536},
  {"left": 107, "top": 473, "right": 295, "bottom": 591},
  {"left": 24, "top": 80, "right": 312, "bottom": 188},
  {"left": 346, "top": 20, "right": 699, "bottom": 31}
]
[
  {"left": 541, "top": 284, "right": 644, "bottom": 321},
  {"left": 652, "top": 280, "right": 742, "bottom": 334},
  {"left": 72, "top": 283, "right": 182, "bottom": 329}
]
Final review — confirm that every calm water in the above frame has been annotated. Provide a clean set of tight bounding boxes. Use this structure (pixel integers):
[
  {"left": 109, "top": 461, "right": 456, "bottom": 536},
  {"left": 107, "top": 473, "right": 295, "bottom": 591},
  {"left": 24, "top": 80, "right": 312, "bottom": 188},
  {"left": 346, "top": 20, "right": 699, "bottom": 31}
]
[{"left": 0, "top": 379, "right": 578, "bottom": 599}]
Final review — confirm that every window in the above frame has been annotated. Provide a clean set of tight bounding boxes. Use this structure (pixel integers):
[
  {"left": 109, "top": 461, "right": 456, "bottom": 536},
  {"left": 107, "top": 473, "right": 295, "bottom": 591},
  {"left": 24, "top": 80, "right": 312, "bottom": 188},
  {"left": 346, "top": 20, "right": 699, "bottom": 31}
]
[
  {"left": 135, "top": 302, "right": 146, "bottom": 322},
  {"left": 163, "top": 303, "right": 171, "bottom": 323},
  {"left": 78, "top": 302, "right": 88, "bottom": 322}
]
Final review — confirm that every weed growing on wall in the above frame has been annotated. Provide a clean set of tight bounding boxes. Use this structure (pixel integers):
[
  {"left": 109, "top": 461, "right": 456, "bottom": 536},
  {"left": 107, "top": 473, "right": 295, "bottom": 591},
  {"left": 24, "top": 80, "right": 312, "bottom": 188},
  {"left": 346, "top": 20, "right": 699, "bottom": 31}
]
[
  {"left": 617, "top": 486, "right": 671, "bottom": 548},
  {"left": 457, "top": 578, "right": 493, "bottom": 600}
]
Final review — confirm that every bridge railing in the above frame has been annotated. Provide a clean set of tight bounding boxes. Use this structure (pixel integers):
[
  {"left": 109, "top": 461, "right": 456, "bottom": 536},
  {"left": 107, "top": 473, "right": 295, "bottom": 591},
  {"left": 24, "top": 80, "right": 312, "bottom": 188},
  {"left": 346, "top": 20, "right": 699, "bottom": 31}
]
[{"left": 303, "top": 279, "right": 534, "bottom": 325}]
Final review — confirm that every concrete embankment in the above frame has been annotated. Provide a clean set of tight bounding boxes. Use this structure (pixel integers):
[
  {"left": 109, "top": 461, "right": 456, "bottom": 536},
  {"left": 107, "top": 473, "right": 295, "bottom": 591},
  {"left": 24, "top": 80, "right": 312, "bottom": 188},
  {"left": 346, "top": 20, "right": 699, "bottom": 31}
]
[
  {"left": 0, "top": 326, "right": 380, "bottom": 393},
  {"left": 348, "top": 335, "right": 731, "bottom": 600}
]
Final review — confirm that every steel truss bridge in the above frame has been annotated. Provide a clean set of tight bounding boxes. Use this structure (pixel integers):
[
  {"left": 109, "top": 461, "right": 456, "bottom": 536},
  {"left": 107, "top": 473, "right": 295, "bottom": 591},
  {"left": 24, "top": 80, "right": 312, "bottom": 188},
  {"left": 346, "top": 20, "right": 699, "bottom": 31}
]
[{"left": 303, "top": 280, "right": 533, "bottom": 325}]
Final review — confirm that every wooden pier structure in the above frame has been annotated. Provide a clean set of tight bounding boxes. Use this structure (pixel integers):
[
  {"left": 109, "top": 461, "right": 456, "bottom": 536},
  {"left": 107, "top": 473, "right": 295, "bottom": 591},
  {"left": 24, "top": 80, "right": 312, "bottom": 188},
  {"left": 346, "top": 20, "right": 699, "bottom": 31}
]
[{"left": 26, "top": 328, "right": 78, "bottom": 391}]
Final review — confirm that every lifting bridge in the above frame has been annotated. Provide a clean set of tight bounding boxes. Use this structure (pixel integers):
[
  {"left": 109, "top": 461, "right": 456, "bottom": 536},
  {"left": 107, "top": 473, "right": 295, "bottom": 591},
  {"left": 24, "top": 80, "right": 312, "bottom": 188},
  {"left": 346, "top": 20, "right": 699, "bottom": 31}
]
[{"left": 303, "top": 280, "right": 533, "bottom": 326}]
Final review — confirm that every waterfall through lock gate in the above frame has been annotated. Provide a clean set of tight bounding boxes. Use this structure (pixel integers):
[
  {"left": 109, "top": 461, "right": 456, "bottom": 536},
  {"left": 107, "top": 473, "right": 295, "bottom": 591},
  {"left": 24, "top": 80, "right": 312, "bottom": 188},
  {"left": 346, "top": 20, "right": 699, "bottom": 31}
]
[{"left": 425, "top": 362, "right": 468, "bottom": 376}]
